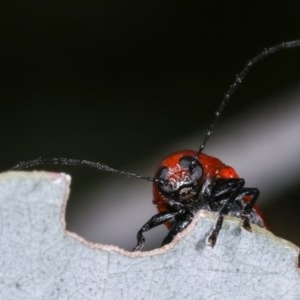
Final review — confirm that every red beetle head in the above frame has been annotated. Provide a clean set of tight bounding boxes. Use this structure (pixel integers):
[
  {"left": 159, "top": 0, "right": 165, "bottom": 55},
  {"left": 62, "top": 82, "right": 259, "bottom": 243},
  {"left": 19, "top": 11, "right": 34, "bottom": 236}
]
[{"left": 154, "top": 150, "right": 203, "bottom": 201}]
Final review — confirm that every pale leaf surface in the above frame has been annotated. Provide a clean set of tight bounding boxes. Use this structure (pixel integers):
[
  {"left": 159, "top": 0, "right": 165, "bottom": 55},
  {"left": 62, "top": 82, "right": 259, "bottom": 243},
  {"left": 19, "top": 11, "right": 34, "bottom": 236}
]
[{"left": 0, "top": 171, "right": 299, "bottom": 300}]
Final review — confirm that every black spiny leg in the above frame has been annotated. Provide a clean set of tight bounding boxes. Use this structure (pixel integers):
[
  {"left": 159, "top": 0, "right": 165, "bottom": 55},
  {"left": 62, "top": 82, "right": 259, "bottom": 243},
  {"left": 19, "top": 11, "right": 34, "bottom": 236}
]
[
  {"left": 161, "top": 210, "right": 194, "bottom": 246},
  {"left": 133, "top": 211, "right": 177, "bottom": 251},
  {"left": 239, "top": 188, "right": 259, "bottom": 231},
  {"left": 207, "top": 178, "right": 245, "bottom": 247},
  {"left": 207, "top": 215, "right": 224, "bottom": 247}
]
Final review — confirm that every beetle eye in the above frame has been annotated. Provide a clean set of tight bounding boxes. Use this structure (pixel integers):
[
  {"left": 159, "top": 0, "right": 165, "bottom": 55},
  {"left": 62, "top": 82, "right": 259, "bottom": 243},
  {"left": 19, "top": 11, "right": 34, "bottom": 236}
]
[
  {"left": 179, "top": 156, "right": 194, "bottom": 168},
  {"left": 155, "top": 166, "right": 173, "bottom": 194},
  {"left": 179, "top": 156, "right": 203, "bottom": 181},
  {"left": 156, "top": 166, "right": 168, "bottom": 181}
]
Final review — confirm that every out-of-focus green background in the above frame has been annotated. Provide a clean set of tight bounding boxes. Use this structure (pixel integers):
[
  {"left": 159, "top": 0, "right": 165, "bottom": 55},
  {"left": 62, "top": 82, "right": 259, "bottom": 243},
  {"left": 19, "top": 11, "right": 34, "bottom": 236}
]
[{"left": 1, "top": 1, "right": 300, "bottom": 250}]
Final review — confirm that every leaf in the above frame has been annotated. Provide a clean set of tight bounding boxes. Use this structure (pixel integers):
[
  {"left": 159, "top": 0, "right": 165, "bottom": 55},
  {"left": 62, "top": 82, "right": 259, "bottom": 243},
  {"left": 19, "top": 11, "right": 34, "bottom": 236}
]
[{"left": 0, "top": 171, "right": 299, "bottom": 300}]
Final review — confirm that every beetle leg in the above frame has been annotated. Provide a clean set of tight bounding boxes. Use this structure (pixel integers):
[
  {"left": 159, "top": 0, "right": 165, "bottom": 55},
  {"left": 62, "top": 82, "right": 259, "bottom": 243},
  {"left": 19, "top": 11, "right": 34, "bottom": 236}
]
[
  {"left": 238, "top": 188, "right": 260, "bottom": 230},
  {"left": 133, "top": 211, "right": 177, "bottom": 251},
  {"left": 161, "top": 210, "right": 194, "bottom": 246},
  {"left": 208, "top": 178, "right": 245, "bottom": 247}
]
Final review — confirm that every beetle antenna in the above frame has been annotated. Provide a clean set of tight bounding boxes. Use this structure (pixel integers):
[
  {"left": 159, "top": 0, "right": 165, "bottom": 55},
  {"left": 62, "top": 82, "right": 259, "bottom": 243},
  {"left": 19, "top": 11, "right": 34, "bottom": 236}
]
[
  {"left": 198, "top": 38, "right": 300, "bottom": 154},
  {"left": 10, "top": 157, "right": 160, "bottom": 183}
]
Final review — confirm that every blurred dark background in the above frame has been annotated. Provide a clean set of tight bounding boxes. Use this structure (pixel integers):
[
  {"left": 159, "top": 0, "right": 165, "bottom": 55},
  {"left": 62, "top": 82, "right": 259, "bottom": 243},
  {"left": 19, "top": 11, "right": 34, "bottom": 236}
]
[{"left": 1, "top": 1, "right": 300, "bottom": 250}]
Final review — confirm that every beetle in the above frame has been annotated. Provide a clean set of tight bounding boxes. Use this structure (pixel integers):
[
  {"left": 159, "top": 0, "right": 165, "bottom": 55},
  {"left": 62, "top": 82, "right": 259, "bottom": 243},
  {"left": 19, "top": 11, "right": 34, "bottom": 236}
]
[
  {"left": 11, "top": 38, "right": 300, "bottom": 251},
  {"left": 133, "top": 150, "right": 265, "bottom": 251}
]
